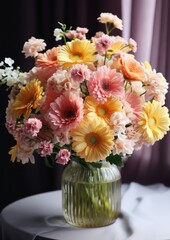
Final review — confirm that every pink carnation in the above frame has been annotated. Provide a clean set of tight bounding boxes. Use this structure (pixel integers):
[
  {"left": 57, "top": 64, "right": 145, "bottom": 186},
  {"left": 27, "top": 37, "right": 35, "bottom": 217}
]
[
  {"left": 22, "top": 37, "right": 46, "bottom": 58},
  {"left": 56, "top": 149, "right": 71, "bottom": 165},
  {"left": 110, "top": 112, "right": 130, "bottom": 134},
  {"left": 66, "top": 27, "right": 88, "bottom": 40},
  {"left": 5, "top": 119, "right": 16, "bottom": 135},
  {"left": 125, "top": 125, "right": 141, "bottom": 145},
  {"left": 95, "top": 34, "right": 112, "bottom": 54},
  {"left": 113, "top": 133, "right": 135, "bottom": 156},
  {"left": 87, "top": 65, "right": 124, "bottom": 102},
  {"left": 23, "top": 118, "right": 42, "bottom": 138},
  {"left": 69, "top": 64, "right": 90, "bottom": 83},
  {"left": 38, "top": 140, "right": 53, "bottom": 157},
  {"left": 65, "top": 30, "right": 77, "bottom": 39},
  {"left": 76, "top": 27, "right": 89, "bottom": 34},
  {"left": 95, "top": 31, "right": 105, "bottom": 38},
  {"left": 143, "top": 71, "right": 169, "bottom": 105},
  {"left": 55, "top": 131, "right": 70, "bottom": 147},
  {"left": 66, "top": 30, "right": 86, "bottom": 40}
]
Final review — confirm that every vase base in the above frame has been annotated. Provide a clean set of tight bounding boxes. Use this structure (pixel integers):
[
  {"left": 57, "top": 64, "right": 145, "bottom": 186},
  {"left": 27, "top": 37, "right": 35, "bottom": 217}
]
[{"left": 64, "top": 212, "right": 120, "bottom": 228}]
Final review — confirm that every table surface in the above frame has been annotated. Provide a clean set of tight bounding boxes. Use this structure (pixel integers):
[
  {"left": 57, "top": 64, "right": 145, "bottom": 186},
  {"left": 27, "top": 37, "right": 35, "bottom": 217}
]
[{"left": 1, "top": 182, "right": 170, "bottom": 240}]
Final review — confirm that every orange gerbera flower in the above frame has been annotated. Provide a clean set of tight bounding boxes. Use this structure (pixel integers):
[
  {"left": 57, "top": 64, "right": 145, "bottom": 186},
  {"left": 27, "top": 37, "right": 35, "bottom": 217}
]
[
  {"left": 11, "top": 79, "right": 43, "bottom": 119},
  {"left": 120, "top": 53, "right": 146, "bottom": 81},
  {"left": 36, "top": 47, "right": 60, "bottom": 67},
  {"left": 84, "top": 96, "right": 123, "bottom": 125}
]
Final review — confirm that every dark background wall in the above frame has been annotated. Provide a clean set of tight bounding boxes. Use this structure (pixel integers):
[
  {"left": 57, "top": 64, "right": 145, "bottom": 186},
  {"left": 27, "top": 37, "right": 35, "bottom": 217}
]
[{"left": 0, "top": 0, "right": 122, "bottom": 212}]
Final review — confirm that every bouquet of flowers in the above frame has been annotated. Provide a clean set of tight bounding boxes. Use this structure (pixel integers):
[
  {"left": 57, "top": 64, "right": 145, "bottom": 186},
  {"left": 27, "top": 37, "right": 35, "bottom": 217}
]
[{"left": 0, "top": 12, "right": 170, "bottom": 168}]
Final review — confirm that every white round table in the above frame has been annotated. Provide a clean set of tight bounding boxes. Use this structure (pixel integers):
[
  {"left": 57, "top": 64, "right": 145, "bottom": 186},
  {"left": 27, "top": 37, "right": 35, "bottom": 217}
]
[
  {"left": 1, "top": 183, "right": 170, "bottom": 240},
  {"left": 0, "top": 189, "right": 130, "bottom": 240}
]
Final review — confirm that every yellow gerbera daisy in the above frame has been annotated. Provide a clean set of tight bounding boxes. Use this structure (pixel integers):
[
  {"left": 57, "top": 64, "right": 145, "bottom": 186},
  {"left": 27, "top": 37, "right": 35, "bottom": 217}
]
[
  {"left": 57, "top": 39, "right": 96, "bottom": 68},
  {"left": 106, "top": 40, "right": 131, "bottom": 57},
  {"left": 9, "top": 144, "right": 19, "bottom": 162},
  {"left": 84, "top": 96, "right": 122, "bottom": 125},
  {"left": 143, "top": 61, "right": 152, "bottom": 71},
  {"left": 9, "top": 142, "right": 35, "bottom": 164},
  {"left": 137, "top": 100, "right": 170, "bottom": 144},
  {"left": 11, "top": 79, "right": 43, "bottom": 119},
  {"left": 71, "top": 117, "right": 114, "bottom": 162}
]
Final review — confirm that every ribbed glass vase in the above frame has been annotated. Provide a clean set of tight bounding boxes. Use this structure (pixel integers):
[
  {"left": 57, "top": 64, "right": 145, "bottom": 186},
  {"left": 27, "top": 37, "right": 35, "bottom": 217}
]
[{"left": 61, "top": 161, "right": 121, "bottom": 227}]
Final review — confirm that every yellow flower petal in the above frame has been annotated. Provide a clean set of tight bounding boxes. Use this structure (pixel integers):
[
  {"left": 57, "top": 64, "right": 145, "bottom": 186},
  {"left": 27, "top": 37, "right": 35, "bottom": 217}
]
[
  {"left": 58, "top": 39, "right": 96, "bottom": 68},
  {"left": 137, "top": 100, "right": 170, "bottom": 144},
  {"left": 84, "top": 96, "right": 122, "bottom": 125},
  {"left": 11, "top": 79, "right": 43, "bottom": 119},
  {"left": 71, "top": 117, "right": 113, "bottom": 162}
]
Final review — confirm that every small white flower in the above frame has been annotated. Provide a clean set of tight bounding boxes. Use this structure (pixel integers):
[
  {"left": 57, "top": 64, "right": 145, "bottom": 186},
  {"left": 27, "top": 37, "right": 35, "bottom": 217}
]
[
  {"left": 18, "top": 72, "right": 26, "bottom": 85},
  {"left": 0, "top": 61, "right": 4, "bottom": 67},
  {"left": 53, "top": 28, "right": 62, "bottom": 41},
  {"left": 0, "top": 69, "right": 4, "bottom": 78},
  {"left": 4, "top": 68, "right": 22, "bottom": 87},
  {"left": 4, "top": 58, "right": 14, "bottom": 67},
  {"left": 113, "top": 15, "right": 123, "bottom": 30}
]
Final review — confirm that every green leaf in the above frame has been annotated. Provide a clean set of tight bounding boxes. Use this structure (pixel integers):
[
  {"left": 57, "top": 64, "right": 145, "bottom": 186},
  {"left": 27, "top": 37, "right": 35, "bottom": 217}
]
[
  {"left": 90, "top": 162, "right": 102, "bottom": 168},
  {"left": 44, "top": 156, "right": 54, "bottom": 168},
  {"left": 106, "top": 154, "right": 124, "bottom": 167},
  {"left": 71, "top": 158, "right": 102, "bottom": 169}
]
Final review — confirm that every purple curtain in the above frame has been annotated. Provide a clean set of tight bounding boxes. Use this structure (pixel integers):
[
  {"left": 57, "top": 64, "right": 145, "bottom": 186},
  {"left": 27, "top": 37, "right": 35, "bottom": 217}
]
[
  {"left": 0, "top": 0, "right": 122, "bottom": 211},
  {"left": 121, "top": 0, "right": 170, "bottom": 186}
]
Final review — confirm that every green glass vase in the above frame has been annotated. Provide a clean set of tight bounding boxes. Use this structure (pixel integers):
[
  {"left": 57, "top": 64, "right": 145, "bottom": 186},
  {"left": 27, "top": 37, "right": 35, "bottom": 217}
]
[{"left": 61, "top": 161, "right": 121, "bottom": 227}]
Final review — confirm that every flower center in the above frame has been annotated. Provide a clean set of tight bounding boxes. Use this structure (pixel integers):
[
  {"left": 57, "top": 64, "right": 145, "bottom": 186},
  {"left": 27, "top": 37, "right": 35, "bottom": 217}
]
[
  {"left": 85, "top": 133, "right": 100, "bottom": 146},
  {"left": 64, "top": 109, "right": 76, "bottom": 118},
  {"left": 90, "top": 136, "right": 97, "bottom": 144},
  {"left": 148, "top": 117, "right": 156, "bottom": 127},
  {"left": 72, "top": 52, "right": 83, "bottom": 60},
  {"left": 97, "top": 106, "right": 107, "bottom": 116},
  {"left": 101, "top": 79, "right": 111, "bottom": 91}
]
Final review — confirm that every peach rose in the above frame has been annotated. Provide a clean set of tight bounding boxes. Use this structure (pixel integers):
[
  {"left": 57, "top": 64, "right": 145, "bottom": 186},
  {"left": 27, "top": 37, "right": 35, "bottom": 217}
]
[{"left": 120, "top": 54, "right": 146, "bottom": 81}]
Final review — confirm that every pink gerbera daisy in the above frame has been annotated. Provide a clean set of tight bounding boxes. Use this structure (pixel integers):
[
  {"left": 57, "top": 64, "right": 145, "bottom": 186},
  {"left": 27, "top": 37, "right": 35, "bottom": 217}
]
[
  {"left": 87, "top": 65, "right": 124, "bottom": 102},
  {"left": 40, "top": 87, "right": 61, "bottom": 114},
  {"left": 45, "top": 92, "right": 84, "bottom": 131}
]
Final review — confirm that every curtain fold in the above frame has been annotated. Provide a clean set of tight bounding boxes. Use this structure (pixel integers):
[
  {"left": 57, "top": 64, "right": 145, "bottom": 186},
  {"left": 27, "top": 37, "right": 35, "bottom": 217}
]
[{"left": 121, "top": 0, "right": 170, "bottom": 186}]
